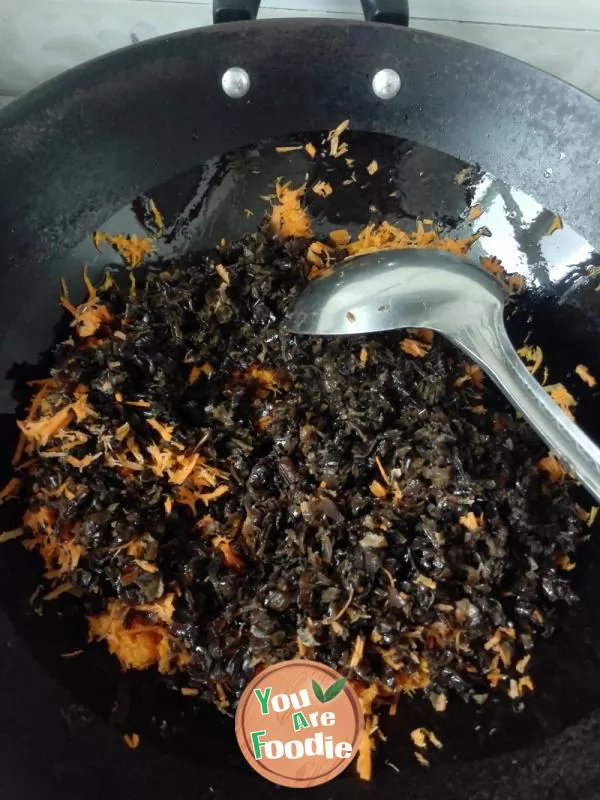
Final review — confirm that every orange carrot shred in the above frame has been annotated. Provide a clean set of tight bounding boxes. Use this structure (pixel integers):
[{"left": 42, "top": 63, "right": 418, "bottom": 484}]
[
  {"left": 270, "top": 181, "right": 312, "bottom": 240},
  {"left": 147, "top": 418, "right": 174, "bottom": 442},
  {"left": 459, "top": 512, "right": 483, "bottom": 531},
  {"left": 575, "top": 364, "right": 596, "bottom": 387},
  {"left": 124, "top": 733, "right": 140, "bottom": 749},
  {"left": 370, "top": 480, "right": 387, "bottom": 499},
  {"left": 400, "top": 339, "right": 431, "bottom": 358},
  {"left": 312, "top": 181, "right": 333, "bottom": 198},
  {"left": 537, "top": 453, "right": 566, "bottom": 483}
]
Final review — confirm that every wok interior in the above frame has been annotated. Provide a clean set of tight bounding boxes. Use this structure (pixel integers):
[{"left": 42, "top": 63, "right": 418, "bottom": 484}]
[{"left": 1, "top": 130, "right": 600, "bottom": 773}]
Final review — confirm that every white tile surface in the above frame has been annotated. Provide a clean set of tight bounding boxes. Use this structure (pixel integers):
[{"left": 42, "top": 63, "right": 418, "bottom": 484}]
[
  {"left": 140, "top": 0, "right": 600, "bottom": 31},
  {"left": 0, "top": 1, "right": 598, "bottom": 98},
  {"left": 418, "top": 20, "right": 600, "bottom": 99}
]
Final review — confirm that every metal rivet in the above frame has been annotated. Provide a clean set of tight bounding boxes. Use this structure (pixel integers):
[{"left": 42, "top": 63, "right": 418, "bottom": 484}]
[
  {"left": 372, "top": 69, "right": 402, "bottom": 100},
  {"left": 221, "top": 67, "right": 251, "bottom": 99}
]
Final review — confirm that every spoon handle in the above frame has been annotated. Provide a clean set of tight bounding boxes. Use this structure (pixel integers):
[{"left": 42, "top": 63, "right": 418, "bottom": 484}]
[{"left": 451, "top": 307, "right": 600, "bottom": 505}]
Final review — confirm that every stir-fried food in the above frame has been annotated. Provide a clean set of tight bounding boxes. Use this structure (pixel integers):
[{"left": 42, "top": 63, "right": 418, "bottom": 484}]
[{"left": 1, "top": 151, "right": 593, "bottom": 779}]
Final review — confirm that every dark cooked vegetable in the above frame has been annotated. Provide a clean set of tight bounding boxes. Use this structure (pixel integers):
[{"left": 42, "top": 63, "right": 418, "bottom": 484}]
[{"left": 3, "top": 209, "right": 591, "bottom": 777}]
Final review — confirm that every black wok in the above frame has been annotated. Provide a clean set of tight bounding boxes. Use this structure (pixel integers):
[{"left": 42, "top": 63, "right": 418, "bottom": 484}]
[{"left": 1, "top": 4, "right": 600, "bottom": 799}]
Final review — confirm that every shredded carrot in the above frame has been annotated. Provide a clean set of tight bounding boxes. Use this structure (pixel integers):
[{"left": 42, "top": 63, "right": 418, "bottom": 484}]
[
  {"left": 370, "top": 480, "right": 387, "bottom": 499},
  {"left": 487, "top": 668, "right": 503, "bottom": 688},
  {"left": 306, "top": 241, "right": 334, "bottom": 278},
  {"left": 518, "top": 675, "right": 534, "bottom": 693},
  {"left": 165, "top": 452, "right": 198, "bottom": 484},
  {"left": 275, "top": 145, "right": 303, "bottom": 153},
  {"left": 270, "top": 181, "right": 312, "bottom": 240},
  {"left": 406, "top": 328, "right": 434, "bottom": 344},
  {"left": 196, "top": 485, "right": 230, "bottom": 505},
  {"left": 124, "top": 733, "right": 140, "bottom": 749},
  {"left": 479, "top": 255, "right": 525, "bottom": 293},
  {"left": 312, "top": 181, "right": 333, "bottom": 198},
  {"left": 359, "top": 347, "right": 368, "bottom": 368},
  {"left": 410, "top": 728, "right": 428, "bottom": 748},
  {"left": 480, "top": 255, "right": 504, "bottom": 280},
  {"left": 349, "top": 635, "right": 365, "bottom": 668},
  {"left": 470, "top": 404, "right": 486, "bottom": 414},
  {"left": 516, "top": 655, "right": 531, "bottom": 674},
  {"left": 466, "top": 205, "right": 483, "bottom": 222},
  {"left": 556, "top": 553, "right": 576, "bottom": 571},
  {"left": 164, "top": 496, "right": 173, "bottom": 514},
  {"left": 147, "top": 418, "right": 174, "bottom": 442},
  {"left": 149, "top": 198, "right": 164, "bottom": 234},
  {"left": 18, "top": 405, "right": 74, "bottom": 447},
  {"left": 89, "top": 596, "right": 183, "bottom": 674},
  {"left": 544, "top": 383, "right": 577, "bottom": 420},
  {"left": 0, "top": 477, "right": 22, "bottom": 502},
  {"left": 345, "top": 219, "right": 485, "bottom": 260},
  {"left": 459, "top": 511, "right": 483, "bottom": 531},
  {"left": 23, "top": 509, "right": 85, "bottom": 580},
  {"left": 575, "top": 364, "right": 596, "bottom": 387},
  {"left": 67, "top": 453, "right": 102, "bottom": 470},
  {"left": 329, "top": 229, "right": 352, "bottom": 247},
  {"left": 327, "top": 119, "right": 350, "bottom": 158},
  {"left": 304, "top": 142, "right": 317, "bottom": 158},
  {"left": 454, "top": 363, "right": 484, "bottom": 389},
  {"left": 546, "top": 214, "right": 563, "bottom": 236},
  {"left": 188, "top": 363, "right": 214, "bottom": 384},
  {"left": 94, "top": 232, "right": 154, "bottom": 268},
  {"left": 357, "top": 727, "right": 375, "bottom": 781},
  {"left": 60, "top": 268, "right": 112, "bottom": 338},
  {"left": 134, "top": 559, "right": 159, "bottom": 574},
  {"left": 537, "top": 453, "right": 566, "bottom": 483},
  {"left": 375, "top": 456, "right": 389, "bottom": 485},
  {"left": 507, "top": 274, "right": 525, "bottom": 293},
  {"left": 255, "top": 409, "right": 274, "bottom": 431},
  {"left": 0, "top": 528, "right": 25, "bottom": 543},
  {"left": 188, "top": 366, "right": 202, "bottom": 385},
  {"left": 12, "top": 381, "right": 55, "bottom": 465},
  {"left": 125, "top": 400, "right": 151, "bottom": 408},
  {"left": 400, "top": 338, "right": 431, "bottom": 358},
  {"left": 213, "top": 537, "right": 243, "bottom": 571},
  {"left": 215, "top": 264, "right": 230, "bottom": 285},
  {"left": 366, "top": 160, "right": 378, "bottom": 175},
  {"left": 181, "top": 687, "right": 199, "bottom": 696},
  {"left": 517, "top": 345, "right": 543, "bottom": 377},
  {"left": 414, "top": 752, "right": 430, "bottom": 768},
  {"left": 242, "top": 364, "right": 290, "bottom": 398}
]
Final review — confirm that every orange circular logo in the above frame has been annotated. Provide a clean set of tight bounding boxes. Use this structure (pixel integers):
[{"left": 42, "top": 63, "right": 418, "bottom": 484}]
[{"left": 235, "top": 659, "right": 364, "bottom": 788}]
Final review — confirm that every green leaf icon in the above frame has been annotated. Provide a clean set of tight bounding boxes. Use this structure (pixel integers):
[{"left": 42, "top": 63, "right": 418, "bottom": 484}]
[
  {"left": 312, "top": 679, "right": 325, "bottom": 703},
  {"left": 323, "top": 677, "right": 346, "bottom": 702},
  {"left": 312, "top": 677, "right": 346, "bottom": 703}
]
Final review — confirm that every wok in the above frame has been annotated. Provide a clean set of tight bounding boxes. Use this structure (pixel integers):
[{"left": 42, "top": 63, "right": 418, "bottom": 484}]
[{"left": 1, "top": 2, "right": 600, "bottom": 799}]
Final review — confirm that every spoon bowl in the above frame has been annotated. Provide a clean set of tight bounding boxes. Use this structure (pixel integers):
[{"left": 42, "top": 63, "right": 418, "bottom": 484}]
[{"left": 283, "top": 248, "right": 600, "bottom": 504}]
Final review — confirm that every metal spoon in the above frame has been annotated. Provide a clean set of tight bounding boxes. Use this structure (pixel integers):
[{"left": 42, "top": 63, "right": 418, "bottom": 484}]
[{"left": 283, "top": 248, "right": 600, "bottom": 504}]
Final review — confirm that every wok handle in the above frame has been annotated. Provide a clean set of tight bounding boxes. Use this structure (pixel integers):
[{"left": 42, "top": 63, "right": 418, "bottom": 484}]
[
  {"left": 213, "top": 0, "right": 261, "bottom": 24},
  {"left": 361, "top": 0, "right": 409, "bottom": 25}
]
